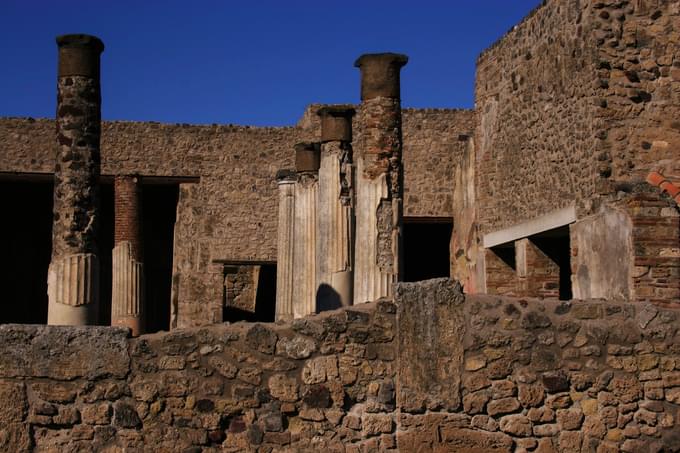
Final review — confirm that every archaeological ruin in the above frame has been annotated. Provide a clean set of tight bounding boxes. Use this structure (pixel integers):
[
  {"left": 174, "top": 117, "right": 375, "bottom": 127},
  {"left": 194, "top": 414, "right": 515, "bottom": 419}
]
[{"left": 0, "top": 0, "right": 679, "bottom": 451}]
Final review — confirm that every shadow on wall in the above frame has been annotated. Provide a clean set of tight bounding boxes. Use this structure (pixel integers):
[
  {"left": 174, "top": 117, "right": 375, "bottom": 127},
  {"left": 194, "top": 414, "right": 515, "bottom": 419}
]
[{"left": 316, "top": 283, "right": 342, "bottom": 312}]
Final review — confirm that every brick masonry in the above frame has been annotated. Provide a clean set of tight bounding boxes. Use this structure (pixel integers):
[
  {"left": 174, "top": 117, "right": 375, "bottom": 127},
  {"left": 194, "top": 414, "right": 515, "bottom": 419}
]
[
  {"left": 113, "top": 176, "right": 141, "bottom": 260},
  {"left": 0, "top": 279, "right": 679, "bottom": 451}
]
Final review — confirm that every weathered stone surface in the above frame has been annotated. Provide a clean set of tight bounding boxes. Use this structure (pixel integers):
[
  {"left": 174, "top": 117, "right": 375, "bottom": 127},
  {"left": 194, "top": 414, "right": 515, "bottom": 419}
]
[
  {"left": 0, "top": 325, "right": 130, "bottom": 380},
  {"left": 396, "top": 279, "right": 465, "bottom": 412},
  {"left": 499, "top": 414, "right": 532, "bottom": 436},
  {"left": 439, "top": 428, "right": 513, "bottom": 452}
]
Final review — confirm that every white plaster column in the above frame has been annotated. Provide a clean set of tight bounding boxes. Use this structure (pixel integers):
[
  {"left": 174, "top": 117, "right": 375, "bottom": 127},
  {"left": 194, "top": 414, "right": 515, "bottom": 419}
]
[
  {"left": 353, "top": 53, "right": 408, "bottom": 304},
  {"left": 275, "top": 170, "right": 296, "bottom": 321},
  {"left": 292, "top": 142, "right": 320, "bottom": 318},
  {"left": 316, "top": 106, "right": 356, "bottom": 310}
]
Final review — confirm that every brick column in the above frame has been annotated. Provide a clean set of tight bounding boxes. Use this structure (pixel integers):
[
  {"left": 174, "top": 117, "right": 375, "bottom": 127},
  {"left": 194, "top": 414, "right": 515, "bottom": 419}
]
[
  {"left": 48, "top": 34, "right": 104, "bottom": 326},
  {"left": 111, "top": 175, "right": 145, "bottom": 335},
  {"left": 316, "top": 106, "right": 356, "bottom": 309},
  {"left": 353, "top": 53, "right": 408, "bottom": 304},
  {"left": 292, "top": 142, "right": 319, "bottom": 318},
  {"left": 275, "top": 170, "right": 296, "bottom": 321}
]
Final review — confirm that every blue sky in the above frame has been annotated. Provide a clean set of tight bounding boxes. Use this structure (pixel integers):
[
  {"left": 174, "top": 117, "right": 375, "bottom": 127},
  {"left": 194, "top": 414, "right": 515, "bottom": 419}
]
[{"left": 1, "top": 1, "right": 540, "bottom": 126}]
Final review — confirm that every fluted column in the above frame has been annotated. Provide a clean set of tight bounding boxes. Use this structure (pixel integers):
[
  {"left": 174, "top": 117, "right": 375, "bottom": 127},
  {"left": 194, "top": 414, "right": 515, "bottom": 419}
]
[
  {"left": 111, "top": 176, "right": 145, "bottom": 335},
  {"left": 316, "top": 106, "right": 356, "bottom": 310},
  {"left": 292, "top": 142, "right": 320, "bottom": 318},
  {"left": 353, "top": 53, "right": 408, "bottom": 304},
  {"left": 275, "top": 170, "right": 296, "bottom": 321},
  {"left": 48, "top": 34, "right": 104, "bottom": 326}
]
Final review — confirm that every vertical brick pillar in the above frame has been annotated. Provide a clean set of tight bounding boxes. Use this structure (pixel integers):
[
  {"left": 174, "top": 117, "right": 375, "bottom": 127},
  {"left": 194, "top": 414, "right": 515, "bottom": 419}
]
[
  {"left": 111, "top": 176, "right": 145, "bottom": 335},
  {"left": 353, "top": 53, "right": 408, "bottom": 304},
  {"left": 275, "top": 170, "right": 296, "bottom": 321},
  {"left": 292, "top": 142, "right": 320, "bottom": 317},
  {"left": 48, "top": 34, "right": 104, "bottom": 326},
  {"left": 316, "top": 106, "right": 356, "bottom": 310}
]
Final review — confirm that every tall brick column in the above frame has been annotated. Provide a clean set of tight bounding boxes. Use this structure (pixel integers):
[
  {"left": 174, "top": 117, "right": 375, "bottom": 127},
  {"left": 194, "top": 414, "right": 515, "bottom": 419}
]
[
  {"left": 275, "top": 170, "right": 296, "bottom": 321},
  {"left": 316, "top": 106, "right": 356, "bottom": 309},
  {"left": 111, "top": 176, "right": 145, "bottom": 335},
  {"left": 292, "top": 142, "right": 320, "bottom": 318},
  {"left": 353, "top": 53, "right": 408, "bottom": 304},
  {"left": 48, "top": 34, "right": 104, "bottom": 326}
]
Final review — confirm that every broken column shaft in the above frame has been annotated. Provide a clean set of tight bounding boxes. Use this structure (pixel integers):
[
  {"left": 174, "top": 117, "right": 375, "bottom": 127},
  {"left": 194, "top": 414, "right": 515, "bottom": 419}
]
[
  {"left": 353, "top": 53, "right": 408, "bottom": 303},
  {"left": 292, "top": 142, "right": 320, "bottom": 318},
  {"left": 275, "top": 170, "right": 296, "bottom": 322},
  {"left": 111, "top": 175, "right": 145, "bottom": 335},
  {"left": 316, "top": 106, "right": 356, "bottom": 309},
  {"left": 48, "top": 34, "right": 104, "bottom": 326}
]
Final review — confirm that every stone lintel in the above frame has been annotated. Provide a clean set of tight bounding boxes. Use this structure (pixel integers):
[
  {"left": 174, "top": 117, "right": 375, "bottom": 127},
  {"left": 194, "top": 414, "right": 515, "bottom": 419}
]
[
  {"left": 483, "top": 204, "right": 577, "bottom": 248},
  {"left": 354, "top": 53, "right": 409, "bottom": 100},
  {"left": 56, "top": 34, "right": 104, "bottom": 78},
  {"left": 317, "top": 105, "right": 356, "bottom": 143},
  {"left": 295, "top": 142, "right": 320, "bottom": 173}
]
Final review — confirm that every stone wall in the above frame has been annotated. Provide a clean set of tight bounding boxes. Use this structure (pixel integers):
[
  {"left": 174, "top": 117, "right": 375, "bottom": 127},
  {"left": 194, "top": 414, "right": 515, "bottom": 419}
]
[
  {"left": 397, "top": 279, "right": 680, "bottom": 452},
  {"left": 0, "top": 300, "right": 397, "bottom": 452},
  {"left": 474, "top": 0, "right": 680, "bottom": 236},
  {"left": 1, "top": 279, "right": 679, "bottom": 452}
]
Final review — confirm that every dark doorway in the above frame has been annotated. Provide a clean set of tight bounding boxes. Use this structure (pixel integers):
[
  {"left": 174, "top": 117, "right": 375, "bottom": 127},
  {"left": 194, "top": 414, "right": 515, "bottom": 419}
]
[
  {"left": 0, "top": 181, "right": 53, "bottom": 324},
  {"left": 403, "top": 219, "right": 453, "bottom": 282},
  {"left": 530, "top": 226, "right": 573, "bottom": 300},
  {"left": 142, "top": 184, "right": 178, "bottom": 333},
  {"left": 99, "top": 183, "right": 114, "bottom": 326},
  {"left": 222, "top": 263, "right": 277, "bottom": 323}
]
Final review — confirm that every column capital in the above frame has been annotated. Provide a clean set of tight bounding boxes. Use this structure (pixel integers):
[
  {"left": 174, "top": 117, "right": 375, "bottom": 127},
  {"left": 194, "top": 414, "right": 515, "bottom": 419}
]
[
  {"left": 56, "top": 34, "right": 104, "bottom": 78},
  {"left": 354, "top": 53, "right": 408, "bottom": 100},
  {"left": 294, "top": 142, "right": 320, "bottom": 173},
  {"left": 317, "top": 105, "right": 356, "bottom": 142}
]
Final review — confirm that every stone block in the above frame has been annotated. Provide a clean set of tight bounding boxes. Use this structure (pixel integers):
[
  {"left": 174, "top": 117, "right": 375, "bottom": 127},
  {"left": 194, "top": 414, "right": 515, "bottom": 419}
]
[
  {"left": 0, "top": 325, "right": 130, "bottom": 380},
  {"left": 396, "top": 279, "right": 465, "bottom": 412}
]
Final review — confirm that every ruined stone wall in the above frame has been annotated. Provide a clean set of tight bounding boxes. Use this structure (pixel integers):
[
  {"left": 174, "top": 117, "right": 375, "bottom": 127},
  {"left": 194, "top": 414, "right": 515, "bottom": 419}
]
[
  {"left": 1, "top": 279, "right": 679, "bottom": 452},
  {"left": 397, "top": 279, "right": 680, "bottom": 452},
  {"left": 474, "top": 0, "right": 680, "bottom": 236},
  {"left": 0, "top": 300, "right": 397, "bottom": 452}
]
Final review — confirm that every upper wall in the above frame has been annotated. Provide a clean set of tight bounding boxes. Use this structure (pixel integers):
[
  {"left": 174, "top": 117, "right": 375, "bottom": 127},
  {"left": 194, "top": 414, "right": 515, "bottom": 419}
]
[
  {"left": 475, "top": 0, "right": 604, "bottom": 235},
  {"left": 475, "top": 0, "right": 680, "bottom": 235}
]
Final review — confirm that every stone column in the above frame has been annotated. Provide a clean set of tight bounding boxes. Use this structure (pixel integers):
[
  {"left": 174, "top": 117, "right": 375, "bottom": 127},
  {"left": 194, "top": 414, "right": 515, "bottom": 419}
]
[
  {"left": 353, "top": 53, "right": 408, "bottom": 304},
  {"left": 316, "top": 106, "right": 356, "bottom": 310},
  {"left": 275, "top": 170, "right": 296, "bottom": 321},
  {"left": 111, "top": 176, "right": 145, "bottom": 335},
  {"left": 292, "top": 142, "right": 320, "bottom": 318},
  {"left": 48, "top": 34, "right": 104, "bottom": 326}
]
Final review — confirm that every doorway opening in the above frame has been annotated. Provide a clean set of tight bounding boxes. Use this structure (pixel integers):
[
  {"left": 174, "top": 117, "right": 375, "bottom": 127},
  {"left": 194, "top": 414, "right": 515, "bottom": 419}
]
[
  {"left": 142, "top": 184, "right": 179, "bottom": 332},
  {"left": 403, "top": 218, "right": 453, "bottom": 282},
  {"left": 0, "top": 180, "right": 53, "bottom": 324}
]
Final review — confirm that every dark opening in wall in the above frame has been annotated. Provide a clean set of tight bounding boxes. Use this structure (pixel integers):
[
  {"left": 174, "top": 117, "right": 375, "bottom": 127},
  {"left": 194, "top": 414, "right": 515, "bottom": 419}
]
[
  {"left": 0, "top": 181, "right": 53, "bottom": 324},
  {"left": 403, "top": 218, "right": 452, "bottom": 282},
  {"left": 142, "top": 184, "right": 179, "bottom": 333},
  {"left": 530, "top": 226, "right": 572, "bottom": 300},
  {"left": 222, "top": 263, "right": 277, "bottom": 323},
  {"left": 99, "top": 183, "right": 114, "bottom": 326}
]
